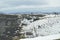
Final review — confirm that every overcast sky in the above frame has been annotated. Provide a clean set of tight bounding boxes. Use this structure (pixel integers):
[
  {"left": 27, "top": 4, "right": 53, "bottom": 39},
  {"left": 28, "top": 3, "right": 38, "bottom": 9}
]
[{"left": 0, "top": 0, "right": 60, "bottom": 13}]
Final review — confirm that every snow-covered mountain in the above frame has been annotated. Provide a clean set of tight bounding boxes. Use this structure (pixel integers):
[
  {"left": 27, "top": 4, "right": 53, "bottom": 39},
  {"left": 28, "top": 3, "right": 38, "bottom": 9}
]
[{"left": 20, "top": 14, "right": 60, "bottom": 40}]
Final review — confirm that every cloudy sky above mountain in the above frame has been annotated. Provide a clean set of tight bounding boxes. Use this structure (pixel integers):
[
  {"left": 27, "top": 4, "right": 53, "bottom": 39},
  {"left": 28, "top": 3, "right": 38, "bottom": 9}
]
[{"left": 0, "top": 0, "right": 60, "bottom": 13}]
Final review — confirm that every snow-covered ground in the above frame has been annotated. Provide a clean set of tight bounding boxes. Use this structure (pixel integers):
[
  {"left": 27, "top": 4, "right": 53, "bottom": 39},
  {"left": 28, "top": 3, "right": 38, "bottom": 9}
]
[
  {"left": 20, "top": 14, "right": 60, "bottom": 40},
  {"left": 20, "top": 34, "right": 60, "bottom": 40}
]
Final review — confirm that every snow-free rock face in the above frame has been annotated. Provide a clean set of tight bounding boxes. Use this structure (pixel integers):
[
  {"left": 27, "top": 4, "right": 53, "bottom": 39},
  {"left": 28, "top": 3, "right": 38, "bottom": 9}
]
[
  {"left": 22, "top": 15, "right": 60, "bottom": 37},
  {"left": 0, "top": 14, "right": 18, "bottom": 35}
]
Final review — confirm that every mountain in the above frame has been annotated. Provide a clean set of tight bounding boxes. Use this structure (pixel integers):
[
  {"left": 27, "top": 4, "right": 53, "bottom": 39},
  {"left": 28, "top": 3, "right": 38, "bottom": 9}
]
[{"left": 20, "top": 14, "right": 60, "bottom": 40}]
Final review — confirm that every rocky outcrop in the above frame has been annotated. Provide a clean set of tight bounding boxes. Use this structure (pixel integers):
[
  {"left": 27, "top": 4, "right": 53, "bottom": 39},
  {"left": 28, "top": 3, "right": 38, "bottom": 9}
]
[{"left": 0, "top": 14, "right": 18, "bottom": 34}]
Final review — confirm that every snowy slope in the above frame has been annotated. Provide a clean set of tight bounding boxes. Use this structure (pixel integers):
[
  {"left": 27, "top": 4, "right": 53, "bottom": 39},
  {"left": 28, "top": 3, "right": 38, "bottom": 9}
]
[
  {"left": 24, "top": 15, "right": 60, "bottom": 36},
  {"left": 20, "top": 34, "right": 60, "bottom": 40},
  {"left": 21, "top": 15, "right": 60, "bottom": 40}
]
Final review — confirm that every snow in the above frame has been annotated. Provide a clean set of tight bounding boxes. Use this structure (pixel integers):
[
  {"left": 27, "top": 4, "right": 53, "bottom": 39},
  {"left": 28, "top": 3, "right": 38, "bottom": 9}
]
[
  {"left": 20, "top": 14, "right": 60, "bottom": 40},
  {"left": 21, "top": 18, "right": 31, "bottom": 25},
  {"left": 25, "top": 15, "right": 60, "bottom": 36},
  {"left": 20, "top": 34, "right": 60, "bottom": 40},
  {"left": 44, "top": 14, "right": 55, "bottom": 18}
]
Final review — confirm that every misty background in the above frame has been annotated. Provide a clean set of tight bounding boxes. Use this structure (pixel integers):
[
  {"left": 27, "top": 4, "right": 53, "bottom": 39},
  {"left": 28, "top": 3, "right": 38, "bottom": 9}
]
[{"left": 0, "top": 0, "right": 60, "bottom": 13}]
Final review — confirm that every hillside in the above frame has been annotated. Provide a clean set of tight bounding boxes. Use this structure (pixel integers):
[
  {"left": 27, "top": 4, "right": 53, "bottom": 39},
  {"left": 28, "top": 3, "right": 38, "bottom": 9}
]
[{"left": 20, "top": 14, "right": 60, "bottom": 40}]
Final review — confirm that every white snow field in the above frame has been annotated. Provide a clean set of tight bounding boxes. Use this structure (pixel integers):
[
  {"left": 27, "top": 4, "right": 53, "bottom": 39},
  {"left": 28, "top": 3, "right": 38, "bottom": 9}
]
[
  {"left": 20, "top": 14, "right": 60, "bottom": 40},
  {"left": 20, "top": 34, "right": 60, "bottom": 40}
]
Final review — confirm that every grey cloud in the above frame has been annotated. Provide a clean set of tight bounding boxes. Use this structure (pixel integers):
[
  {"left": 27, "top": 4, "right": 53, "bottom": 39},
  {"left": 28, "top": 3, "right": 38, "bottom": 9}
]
[
  {"left": 0, "top": 0, "right": 48, "bottom": 6},
  {"left": 0, "top": 0, "right": 49, "bottom": 12}
]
